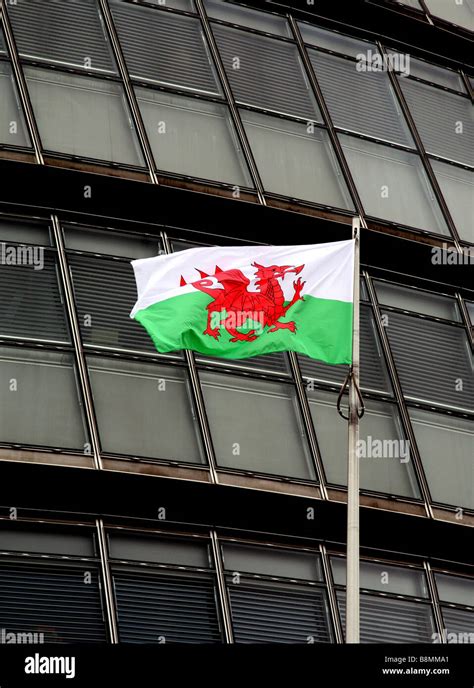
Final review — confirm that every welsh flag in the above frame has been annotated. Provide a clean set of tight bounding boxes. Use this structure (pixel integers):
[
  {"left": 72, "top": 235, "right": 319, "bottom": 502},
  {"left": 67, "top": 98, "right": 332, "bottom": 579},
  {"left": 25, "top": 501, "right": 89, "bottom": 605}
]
[{"left": 130, "top": 240, "right": 354, "bottom": 364}]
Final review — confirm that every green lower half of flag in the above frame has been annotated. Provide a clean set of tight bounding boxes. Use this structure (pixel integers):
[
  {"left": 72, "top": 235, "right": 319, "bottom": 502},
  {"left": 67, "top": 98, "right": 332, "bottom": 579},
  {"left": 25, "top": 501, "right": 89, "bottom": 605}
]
[{"left": 134, "top": 292, "right": 353, "bottom": 364}]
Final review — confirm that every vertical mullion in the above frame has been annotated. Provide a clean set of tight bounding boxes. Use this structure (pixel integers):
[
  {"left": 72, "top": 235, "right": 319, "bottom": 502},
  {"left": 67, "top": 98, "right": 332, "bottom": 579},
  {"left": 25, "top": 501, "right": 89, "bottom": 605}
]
[
  {"left": 96, "top": 518, "right": 119, "bottom": 643},
  {"left": 288, "top": 15, "right": 368, "bottom": 225},
  {"left": 1, "top": 0, "right": 44, "bottom": 163},
  {"left": 364, "top": 271, "right": 434, "bottom": 517},
  {"left": 51, "top": 214, "right": 103, "bottom": 470},
  {"left": 287, "top": 351, "right": 329, "bottom": 499},
  {"left": 195, "top": 0, "right": 266, "bottom": 204},
  {"left": 456, "top": 292, "right": 474, "bottom": 347},
  {"left": 210, "top": 530, "right": 234, "bottom": 643},
  {"left": 100, "top": 0, "right": 159, "bottom": 184},
  {"left": 459, "top": 71, "right": 473, "bottom": 100},
  {"left": 320, "top": 544, "right": 344, "bottom": 643},
  {"left": 424, "top": 561, "right": 446, "bottom": 642},
  {"left": 377, "top": 41, "right": 462, "bottom": 249},
  {"left": 161, "top": 230, "right": 219, "bottom": 484}
]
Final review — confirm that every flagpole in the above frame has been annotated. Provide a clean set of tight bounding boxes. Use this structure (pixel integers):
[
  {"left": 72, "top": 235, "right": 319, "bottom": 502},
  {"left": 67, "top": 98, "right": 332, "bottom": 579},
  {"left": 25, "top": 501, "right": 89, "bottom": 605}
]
[{"left": 346, "top": 216, "right": 361, "bottom": 643}]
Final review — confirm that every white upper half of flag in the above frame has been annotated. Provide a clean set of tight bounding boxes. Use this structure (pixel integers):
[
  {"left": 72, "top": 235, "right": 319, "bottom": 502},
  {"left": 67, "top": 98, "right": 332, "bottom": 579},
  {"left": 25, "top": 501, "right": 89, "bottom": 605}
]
[{"left": 130, "top": 240, "right": 355, "bottom": 317}]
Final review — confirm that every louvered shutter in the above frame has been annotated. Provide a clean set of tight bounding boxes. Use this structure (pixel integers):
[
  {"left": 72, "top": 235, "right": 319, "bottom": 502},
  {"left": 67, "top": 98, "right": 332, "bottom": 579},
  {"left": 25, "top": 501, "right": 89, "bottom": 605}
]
[
  {"left": 0, "top": 561, "right": 106, "bottom": 642},
  {"left": 212, "top": 24, "right": 319, "bottom": 119},
  {"left": 382, "top": 310, "right": 474, "bottom": 411},
  {"left": 8, "top": 0, "right": 116, "bottom": 73},
  {"left": 110, "top": 1, "right": 218, "bottom": 93},
  {"left": 0, "top": 252, "right": 69, "bottom": 341},
  {"left": 400, "top": 79, "right": 474, "bottom": 166},
  {"left": 68, "top": 254, "right": 154, "bottom": 351},
  {"left": 113, "top": 569, "right": 222, "bottom": 643},
  {"left": 309, "top": 51, "right": 412, "bottom": 146},
  {"left": 299, "top": 306, "right": 389, "bottom": 393},
  {"left": 337, "top": 592, "right": 435, "bottom": 643},
  {"left": 442, "top": 607, "right": 474, "bottom": 636},
  {"left": 228, "top": 579, "right": 332, "bottom": 643}
]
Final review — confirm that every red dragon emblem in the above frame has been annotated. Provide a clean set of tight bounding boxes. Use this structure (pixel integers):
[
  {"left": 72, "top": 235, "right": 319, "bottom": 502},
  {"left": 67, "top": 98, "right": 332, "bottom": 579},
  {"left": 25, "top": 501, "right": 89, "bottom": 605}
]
[{"left": 180, "top": 262, "right": 305, "bottom": 342}]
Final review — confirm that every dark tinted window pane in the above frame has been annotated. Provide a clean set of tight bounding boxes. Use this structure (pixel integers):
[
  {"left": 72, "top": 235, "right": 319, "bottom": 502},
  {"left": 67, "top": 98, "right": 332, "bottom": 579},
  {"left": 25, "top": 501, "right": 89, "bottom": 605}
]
[
  {"left": 113, "top": 569, "right": 221, "bottom": 643},
  {"left": 88, "top": 357, "right": 204, "bottom": 463},
  {"left": 337, "top": 592, "right": 435, "bottom": 643},
  {"left": 200, "top": 371, "right": 315, "bottom": 479},
  {"left": 0, "top": 347, "right": 87, "bottom": 450},
  {"left": 0, "top": 251, "right": 69, "bottom": 342},
  {"left": 69, "top": 254, "right": 155, "bottom": 351},
  {"left": 25, "top": 67, "right": 144, "bottom": 165},
  {"left": 0, "top": 62, "right": 31, "bottom": 147},
  {"left": 9, "top": 0, "right": 116, "bottom": 73},
  {"left": 383, "top": 311, "right": 474, "bottom": 411},
  {"left": 111, "top": 2, "right": 219, "bottom": 94},
  {"left": 229, "top": 579, "right": 333, "bottom": 643},
  {"left": 400, "top": 80, "right": 474, "bottom": 166},
  {"left": 109, "top": 534, "right": 209, "bottom": 567},
  {"left": 310, "top": 51, "right": 413, "bottom": 146},
  {"left": 222, "top": 544, "right": 322, "bottom": 581},
  {"left": 0, "top": 561, "right": 106, "bottom": 642},
  {"left": 0, "top": 529, "right": 94, "bottom": 557},
  {"left": 213, "top": 25, "right": 321, "bottom": 119}
]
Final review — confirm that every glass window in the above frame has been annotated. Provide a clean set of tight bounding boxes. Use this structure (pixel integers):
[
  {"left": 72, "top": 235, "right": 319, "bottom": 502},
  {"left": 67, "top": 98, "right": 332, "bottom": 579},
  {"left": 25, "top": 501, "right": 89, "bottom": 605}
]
[
  {"left": 0, "top": 250, "right": 70, "bottom": 342},
  {"left": 136, "top": 88, "right": 252, "bottom": 186},
  {"left": 25, "top": 67, "right": 145, "bottom": 166},
  {"left": 405, "top": 57, "right": 464, "bottom": 91},
  {"left": 0, "top": 220, "right": 51, "bottom": 246},
  {"left": 442, "top": 607, "right": 474, "bottom": 638},
  {"left": 225, "top": 544, "right": 332, "bottom": 643},
  {"left": 431, "top": 160, "right": 474, "bottom": 244},
  {"left": 0, "top": 560, "right": 106, "bottom": 642},
  {"left": 222, "top": 544, "right": 322, "bottom": 581},
  {"left": 0, "top": 347, "right": 87, "bottom": 450},
  {"left": 339, "top": 134, "right": 450, "bottom": 235},
  {"left": 108, "top": 533, "right": 210, "bottom": 567},
  {"left": 400, "top": 79, "right": 474, "bottom": 166},
  {"left": 310, "top": 51, "right": 413, "bottom": 146},
  {"left": 467, "top": 301, "right": 474, "bottom": 325},
  {"left": 298, "top": 22, "right": 376, "bottom": 59},
  {"left": 0, "top": 62, "right": 31, "bottom": 147},
  {"left": 336, "top": 591, "right": 436, "bottom": 642},
  {"left": 409, "top": 409, "right": 474, "bottom": 509},
  {"left": 375, "top": 281, "right": 460, "bottom": 320},
  {"left": 425, "top": 0, "right": 474, "bottom": 31},
  {"left": 68, "top": 254, "right": 157, "bottom": 351},
  {"left": 200, "top": 371, "right": 315, "bottom": 480},
  {"left": 8, "top": 0, "right": 117, "bottom": 73},
  {"left": 331, "top": 558, "right": 429, "bottom": 596},
  {"left": 435, "top": 573, "right": 474, "bottom": 606},
  {"left": 64, "top": 226, "right": 162, "bottom": 259},
  {"left": 242, "top": 110, "right": 354, "bottom": 208},
  {"left": 204, "top": 0, "right": 291, "bottom": 36},
  {"left": 110, "top": 1, "right": 219, "bottom": 94},
  {"left": 213, "top": 24, "right": 321, "bottom": 120},
  {"left": 228, "top": 577, "right": 333, "bottom": 642},
  {"left": 299, "top": 304, "right": 392, "bottom": 394},
  {"left": 0, "top": 529, "right": 94, "bottom": 557},
  {"left": 382, "top": 310, "right": 474, "bottom": 411},
  {"left": 332, "top": 558, "right": 434, "bottom": 643},
  {"left": 113, "top": 567, "right": 221, "bottom": 642},
  {"left": 88, "top": 356, "right": 205, "bottom": 463},
  {"left": 309, "top": 391, "right": 420, "bottom": 497}
]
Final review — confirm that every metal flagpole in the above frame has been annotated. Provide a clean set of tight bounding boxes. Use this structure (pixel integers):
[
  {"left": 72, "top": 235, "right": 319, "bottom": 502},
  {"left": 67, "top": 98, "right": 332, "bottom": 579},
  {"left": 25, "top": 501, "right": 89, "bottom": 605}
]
[{"left": 346, "top": 216, "right": 362, "bottom": 643}]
